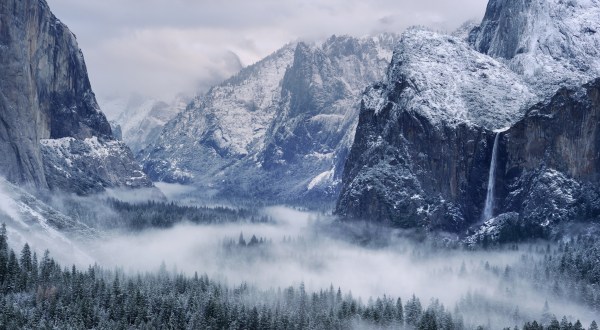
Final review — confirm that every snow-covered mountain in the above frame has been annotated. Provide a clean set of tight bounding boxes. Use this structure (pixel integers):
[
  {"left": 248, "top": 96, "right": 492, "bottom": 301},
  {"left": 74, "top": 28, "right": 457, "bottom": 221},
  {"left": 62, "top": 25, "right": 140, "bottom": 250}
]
[
  {"left": 337, "top": 0, "right": 600, "bottom": 238},
  {"left": 470, "top": 0, "right": 600, "bottom": 96},
  {"left": 142, "top": 34, "right": 398, "bottom": 204},
  {"left": 100, "top": 94, "right": 190, "bottom": 153},
  {"left": 0, "top": 0, "right": 152, "bottom": 195}
]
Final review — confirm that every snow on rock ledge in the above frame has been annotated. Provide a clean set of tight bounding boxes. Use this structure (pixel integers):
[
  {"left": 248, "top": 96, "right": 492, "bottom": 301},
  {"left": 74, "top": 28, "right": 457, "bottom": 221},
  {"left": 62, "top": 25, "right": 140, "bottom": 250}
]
[
  {"left": 383, "top": 28, "right": 535, "bottom": 130},
  {"left": 40, "top": 137, "right": 153, "bottom": 195},
  {"left": 471, "top": 0, "right": 600, "bottom": 96}
]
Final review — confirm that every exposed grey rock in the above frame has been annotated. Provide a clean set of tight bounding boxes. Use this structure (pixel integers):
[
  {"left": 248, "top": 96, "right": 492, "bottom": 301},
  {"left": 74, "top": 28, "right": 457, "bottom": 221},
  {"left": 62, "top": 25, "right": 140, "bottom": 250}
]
[
  {"left": 470, "top": 0, "right": 600, "bottom": 96},
  {"left": 466, "top": 80, "right": 600, "bottom": 242},
  {"left": 142, "top": 34, "right": 398, "bottom": 205},
  {"left": 336, "top": 28, "right": 532, "bottom": 230},
  {"left": 40, "top": 137, "right": 152, "bottom": 195},
  {"left": 336, "top": 0, "right": 600, "bottom": 239},
  {"left": 0, "top": 0, "right": 152, "bottom": 194}
]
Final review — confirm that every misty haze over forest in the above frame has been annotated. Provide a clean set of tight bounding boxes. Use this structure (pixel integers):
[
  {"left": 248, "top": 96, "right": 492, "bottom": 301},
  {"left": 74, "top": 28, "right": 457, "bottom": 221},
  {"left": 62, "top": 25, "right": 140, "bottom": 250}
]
[{"left": 1, "top": 0, "right": 600, "bottom": 329}]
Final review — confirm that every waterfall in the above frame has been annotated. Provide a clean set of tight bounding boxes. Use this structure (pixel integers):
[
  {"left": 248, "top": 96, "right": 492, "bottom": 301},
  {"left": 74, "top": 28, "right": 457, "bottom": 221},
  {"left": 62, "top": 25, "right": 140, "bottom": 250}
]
[{"left": 482, "top": 133, "right": 500, "bottom": 222}]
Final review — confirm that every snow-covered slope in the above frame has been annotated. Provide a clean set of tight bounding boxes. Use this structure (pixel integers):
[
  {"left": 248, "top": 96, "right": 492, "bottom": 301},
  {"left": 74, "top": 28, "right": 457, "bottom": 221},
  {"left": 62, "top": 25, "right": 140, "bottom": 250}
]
[
  {"left": 383, "top": 28, "right": 534, "bottom": 129},
  {"left": 40, "top": 137, "right": 152, "bottom": 195},
  {"left": 142, "top": 42, "right": 297, "bottom": 184},
  {"left": 142, "top": 34, "right": 398, "bottom": 204},
  {"left": 0, "top": 177, "right": 96, "bottom": 265},
  {"left": 471, "top": 0, "right": 600, "bottom": 96}
]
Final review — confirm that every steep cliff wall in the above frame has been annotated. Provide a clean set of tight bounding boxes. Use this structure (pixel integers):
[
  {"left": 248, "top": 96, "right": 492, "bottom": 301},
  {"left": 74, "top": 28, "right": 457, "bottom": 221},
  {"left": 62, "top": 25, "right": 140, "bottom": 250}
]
[
  {"left": 337, "top": 0, "right": 600, "bottom": 237},
  {"left": 0, "top": 0, "right": 151, "bottom": 194}
]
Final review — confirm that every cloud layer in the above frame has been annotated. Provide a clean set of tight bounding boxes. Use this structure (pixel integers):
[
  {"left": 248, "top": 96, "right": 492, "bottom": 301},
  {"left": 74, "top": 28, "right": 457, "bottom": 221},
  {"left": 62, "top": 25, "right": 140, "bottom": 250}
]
[{"left": 46, "top": 0, "right": 488, "bottom": 100}]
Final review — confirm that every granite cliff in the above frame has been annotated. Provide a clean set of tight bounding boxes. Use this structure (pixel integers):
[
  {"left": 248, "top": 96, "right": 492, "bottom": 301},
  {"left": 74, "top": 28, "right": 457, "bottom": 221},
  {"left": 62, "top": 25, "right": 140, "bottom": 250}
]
[
  {"left": 0, "top": 0, "right": 152, "bottom": 194},
  {"left": 336, "top": 0, "right": 600, "bottom": 239}
]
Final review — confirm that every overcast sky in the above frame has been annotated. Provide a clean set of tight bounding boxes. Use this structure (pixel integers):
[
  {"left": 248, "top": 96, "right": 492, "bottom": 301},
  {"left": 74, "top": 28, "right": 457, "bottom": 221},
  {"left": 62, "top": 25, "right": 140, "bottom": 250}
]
[{"left": 46, "top": 0, "right": 488, "bottom": 101}]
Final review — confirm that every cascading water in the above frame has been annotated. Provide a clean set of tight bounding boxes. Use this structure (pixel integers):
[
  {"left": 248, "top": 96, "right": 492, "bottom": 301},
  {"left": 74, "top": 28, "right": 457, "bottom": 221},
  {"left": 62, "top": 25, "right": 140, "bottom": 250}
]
[{"left": 481, "top": 133, "right": 500, "bottom": 222}]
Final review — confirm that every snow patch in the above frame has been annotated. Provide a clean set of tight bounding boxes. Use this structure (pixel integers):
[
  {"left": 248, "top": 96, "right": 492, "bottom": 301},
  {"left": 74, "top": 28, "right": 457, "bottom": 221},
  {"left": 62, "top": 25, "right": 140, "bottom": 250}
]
[{"left": 307, "top": 169, "right": 335, "bottom": 190}]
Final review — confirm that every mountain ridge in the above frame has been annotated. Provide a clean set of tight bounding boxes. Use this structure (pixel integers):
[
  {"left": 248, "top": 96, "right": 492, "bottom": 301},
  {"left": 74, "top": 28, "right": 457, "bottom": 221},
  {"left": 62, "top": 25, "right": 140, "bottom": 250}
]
[{"left": 141, "top": 34, "right": 398, "bottom": 204}]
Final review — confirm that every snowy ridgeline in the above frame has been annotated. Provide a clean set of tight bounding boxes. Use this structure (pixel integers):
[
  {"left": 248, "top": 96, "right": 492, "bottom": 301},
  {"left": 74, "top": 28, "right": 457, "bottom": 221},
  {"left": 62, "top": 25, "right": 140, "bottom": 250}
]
[{"left": 140, "top": 34, "right": 399, "bottom": 203}]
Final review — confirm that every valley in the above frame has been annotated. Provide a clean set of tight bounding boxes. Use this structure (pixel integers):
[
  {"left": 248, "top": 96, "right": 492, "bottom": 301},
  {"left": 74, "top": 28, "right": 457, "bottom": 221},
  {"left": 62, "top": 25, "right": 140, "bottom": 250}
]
[{"left": 0, "top": 0, "right": 599, "bottom": 328}]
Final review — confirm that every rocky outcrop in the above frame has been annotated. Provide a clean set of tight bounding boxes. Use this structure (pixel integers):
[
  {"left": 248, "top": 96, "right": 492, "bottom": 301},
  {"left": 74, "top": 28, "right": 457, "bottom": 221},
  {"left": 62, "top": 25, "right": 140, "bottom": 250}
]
[
  {"left": 40, "top": 137, "right": 151, "bottom": 195},
  {"left": 336, "top": 0, "right": 600, "bottom": 237},
  {"left": 0, "top": 0, "right": 152, "bottom": 194},
  {"left": 335, "top": 28, "right": 531, "bottom": 230},
  {"left": 498, "top": 79, "right": 600, "bottom": 229},
  {"left": 142, "top": 34, "right": 397, "bottom": 204}
]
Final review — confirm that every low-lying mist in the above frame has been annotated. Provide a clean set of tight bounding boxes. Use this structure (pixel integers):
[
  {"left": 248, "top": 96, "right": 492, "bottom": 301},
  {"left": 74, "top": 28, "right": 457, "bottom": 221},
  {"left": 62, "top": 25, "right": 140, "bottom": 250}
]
[
  {"left": 82, "top": 206, "right": 596, "bottom": 327},
  {"left": 1, "top": 178, "right": 596, "bottom": 328}
]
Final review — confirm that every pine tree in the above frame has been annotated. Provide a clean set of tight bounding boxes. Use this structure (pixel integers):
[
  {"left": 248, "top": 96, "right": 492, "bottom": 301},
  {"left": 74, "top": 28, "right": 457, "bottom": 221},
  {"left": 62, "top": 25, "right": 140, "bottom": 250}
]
[
  {"left": 560, "top": 316, "right": 572, "bottom": 330},
  {"left": 548, "top": 317, "right": 560, "bottom": 330},
  {"left": 418, "top": 309, "right": 438, "bottom": 330},
  {"left": 405, "top": 294, "right": 423, "bottom": 327},
  {"left": 395, "top": 297, "right": 404, "bottom": 325}
]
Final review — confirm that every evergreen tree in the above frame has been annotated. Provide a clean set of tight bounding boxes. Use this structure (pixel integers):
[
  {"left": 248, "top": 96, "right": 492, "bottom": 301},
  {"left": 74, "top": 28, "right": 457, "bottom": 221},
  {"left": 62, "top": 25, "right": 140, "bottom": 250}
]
[
  {"left": 405, "top": 294, "right": 423, "bottom": 327},
  {"left": 396, "top": 297, "right": 404, "bottom": 325},
  {"left": 418, "top": 309, "right": 438, "bottom": 330},
  {"left": 548, "top": 317, "right": 561, "bottom": 330}
]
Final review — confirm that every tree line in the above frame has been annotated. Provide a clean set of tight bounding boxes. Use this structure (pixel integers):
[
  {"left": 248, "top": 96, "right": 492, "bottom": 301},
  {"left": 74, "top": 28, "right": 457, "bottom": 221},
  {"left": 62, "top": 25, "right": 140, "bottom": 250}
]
[{"left": 1, "top": 224, "right": 597, "bottom": 329}]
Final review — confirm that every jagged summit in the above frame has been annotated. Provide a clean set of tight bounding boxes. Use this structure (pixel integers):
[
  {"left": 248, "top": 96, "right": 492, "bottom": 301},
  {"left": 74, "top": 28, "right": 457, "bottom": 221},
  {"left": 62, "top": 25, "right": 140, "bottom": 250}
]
[{"left": 141, "top": 34, "right": 398, "bottom": 203}]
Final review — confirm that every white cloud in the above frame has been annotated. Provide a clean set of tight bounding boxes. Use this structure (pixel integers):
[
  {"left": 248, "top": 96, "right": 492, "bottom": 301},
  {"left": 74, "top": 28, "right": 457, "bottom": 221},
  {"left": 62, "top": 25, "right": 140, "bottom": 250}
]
[{"left": 46, "top": 0, "right": 489, "bottom": 100}]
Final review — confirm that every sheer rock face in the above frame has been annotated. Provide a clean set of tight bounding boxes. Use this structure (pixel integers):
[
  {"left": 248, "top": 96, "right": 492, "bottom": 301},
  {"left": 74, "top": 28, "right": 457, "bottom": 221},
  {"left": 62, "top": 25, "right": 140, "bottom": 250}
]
[
  {"left": 142, "top": 34, "right": 397, "bottom": 204},
  {"left": 498, "top": 79, "right": 600, "bottom": 228},
  {"left": 336, "top": 0, "right": 600, "bottom": 237},
  {"left": 0, "top": 0, "right": 151, "bottom": 194}
]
